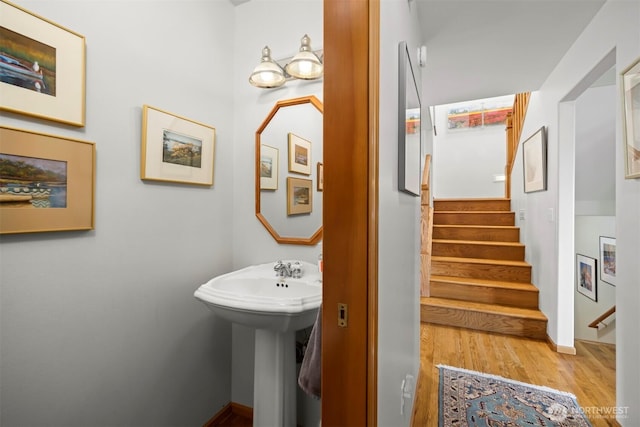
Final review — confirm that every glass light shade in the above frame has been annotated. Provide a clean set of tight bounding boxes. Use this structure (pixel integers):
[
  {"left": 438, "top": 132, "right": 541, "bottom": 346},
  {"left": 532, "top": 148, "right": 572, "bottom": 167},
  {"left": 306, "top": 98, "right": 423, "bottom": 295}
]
[
  {"left": 285, "top": 34, "right": 323, "bottom": 80},
  {"left": 249, "top": 46, "right": 286, "bottom": 88}
]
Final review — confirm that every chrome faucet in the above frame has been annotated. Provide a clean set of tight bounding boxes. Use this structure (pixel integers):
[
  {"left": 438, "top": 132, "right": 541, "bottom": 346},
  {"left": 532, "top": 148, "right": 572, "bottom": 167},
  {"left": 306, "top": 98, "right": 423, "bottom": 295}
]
[
  {"left": 274, "top": 260, "right": 292, "bottom": 278},
  {"left": 274, "top": 260, "right": 304, "bottom": 278}
]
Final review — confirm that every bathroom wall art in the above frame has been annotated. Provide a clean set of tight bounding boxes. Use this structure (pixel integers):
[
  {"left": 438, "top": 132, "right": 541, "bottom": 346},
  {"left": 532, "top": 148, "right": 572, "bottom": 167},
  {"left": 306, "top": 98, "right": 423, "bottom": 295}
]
[
  {"left": 0, "top": 0, "right": 86, "bottom": 126},
  {"left": 260, "top": 144, "right": 279, "bottom": 190},
  {"left": 0, "top": 125, "right": 95, "bottom": 234},
  {"left": 141, "top": 105, "right": 216, "bottom": 186},
  {"left": 288, "top": 132, "right": 312, "bottom": 175},
  {"left": 287, "top": 177, "right": 312, "bottom": 215}
]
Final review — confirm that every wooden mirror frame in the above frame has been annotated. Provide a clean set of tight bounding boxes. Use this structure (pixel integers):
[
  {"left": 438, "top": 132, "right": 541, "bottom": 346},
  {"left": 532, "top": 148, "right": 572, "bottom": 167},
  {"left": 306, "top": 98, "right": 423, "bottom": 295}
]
[{"left": 255, "top": 95, "right": 323, "bottom": 245}]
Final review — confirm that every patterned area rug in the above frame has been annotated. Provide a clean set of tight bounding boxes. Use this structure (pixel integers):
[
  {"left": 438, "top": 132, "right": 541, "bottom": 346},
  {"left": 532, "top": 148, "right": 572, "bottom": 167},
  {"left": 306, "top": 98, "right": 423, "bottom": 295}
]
[{"left": 438, "top": 365, "right": 593, "bottom": 426}]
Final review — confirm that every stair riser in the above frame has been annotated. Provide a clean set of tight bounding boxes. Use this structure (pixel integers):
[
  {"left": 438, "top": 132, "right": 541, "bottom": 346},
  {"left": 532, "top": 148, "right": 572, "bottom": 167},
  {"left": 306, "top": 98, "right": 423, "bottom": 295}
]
[
  {"left": 432, "top": 241, "right": 524, "bottom": 261},
  {"left": 430, "top": 282, "right": 539, "bottom": 309},
  {"left": 431, "top": 260, "right": 531, "bottom": 283},
  {"left": 433, "top": 226, "right": 520, "bottom": 242},
  {"left": 434, "top": 200, "right": 511, "bottom": 212},
  {"left": 434, "top": 212, "right": 515, "bottom": 226},
  {"left": 421, "top": 305, "right": 547, "bottom": 340}
]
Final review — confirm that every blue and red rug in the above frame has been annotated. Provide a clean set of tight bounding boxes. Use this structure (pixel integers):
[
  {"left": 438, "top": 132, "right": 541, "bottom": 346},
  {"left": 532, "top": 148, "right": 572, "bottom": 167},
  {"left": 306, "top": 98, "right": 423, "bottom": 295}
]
[{"left": 438, "top": 365, "right": 593, "bottom": 426}]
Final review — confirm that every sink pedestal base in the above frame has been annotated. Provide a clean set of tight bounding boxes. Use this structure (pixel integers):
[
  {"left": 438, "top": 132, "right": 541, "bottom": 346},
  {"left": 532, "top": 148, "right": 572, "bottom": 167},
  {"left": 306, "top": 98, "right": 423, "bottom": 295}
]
[{"left": 253, "top": 329, "right": 296, "bottom": 427}]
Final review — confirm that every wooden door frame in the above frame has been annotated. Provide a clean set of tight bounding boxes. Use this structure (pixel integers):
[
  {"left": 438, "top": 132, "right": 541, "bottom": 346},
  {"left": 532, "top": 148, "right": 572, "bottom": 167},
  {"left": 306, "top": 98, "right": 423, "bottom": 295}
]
[{"left": 322, "top": 0, "right": 379, "bottom": 425}]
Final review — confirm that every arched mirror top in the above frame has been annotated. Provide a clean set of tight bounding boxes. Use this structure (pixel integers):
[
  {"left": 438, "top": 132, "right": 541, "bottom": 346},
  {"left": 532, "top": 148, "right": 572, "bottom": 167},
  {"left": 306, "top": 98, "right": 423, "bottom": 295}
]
[{"left": 255, "top": 95, "right": 323, "bottom": 245}]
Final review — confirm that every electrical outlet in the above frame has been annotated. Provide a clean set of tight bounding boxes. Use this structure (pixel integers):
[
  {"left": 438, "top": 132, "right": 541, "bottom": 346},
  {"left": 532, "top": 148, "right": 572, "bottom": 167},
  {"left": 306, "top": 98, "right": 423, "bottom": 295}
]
[
  {"left": 547, "top": 207, "right": 555, "bottom": 222},
  {"left": 519, "top": 209, "right": 525, "bottom": 220}
]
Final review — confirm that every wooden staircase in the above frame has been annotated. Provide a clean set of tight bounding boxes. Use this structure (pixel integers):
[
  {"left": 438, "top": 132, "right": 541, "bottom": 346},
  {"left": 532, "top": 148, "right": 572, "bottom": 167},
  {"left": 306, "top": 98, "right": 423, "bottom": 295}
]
[{"left": 420, "top": 198, "right": 548, "bottom": 340}]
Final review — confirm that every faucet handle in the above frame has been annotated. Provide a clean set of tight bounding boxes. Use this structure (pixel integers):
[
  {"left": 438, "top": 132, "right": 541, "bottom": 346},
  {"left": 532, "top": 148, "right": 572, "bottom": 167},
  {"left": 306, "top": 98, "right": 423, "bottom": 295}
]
[{"left": 291, "top": 261, "right": 303, "bottom": 278}]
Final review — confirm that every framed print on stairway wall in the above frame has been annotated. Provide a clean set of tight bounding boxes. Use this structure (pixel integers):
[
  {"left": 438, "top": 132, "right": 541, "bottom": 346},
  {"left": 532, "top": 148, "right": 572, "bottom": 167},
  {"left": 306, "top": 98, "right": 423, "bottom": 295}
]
[
  {"left": 522, "top": 126, "right": 547, "bottom": 193},
  {"left": 0, "top": 0, "right": 86, "bottom": 126},
  {"left": 576, "top": 253, "right": 597, "bottom": 302},
  {"left": 599, "top": 236, "right": 616, "bottom": 286}
]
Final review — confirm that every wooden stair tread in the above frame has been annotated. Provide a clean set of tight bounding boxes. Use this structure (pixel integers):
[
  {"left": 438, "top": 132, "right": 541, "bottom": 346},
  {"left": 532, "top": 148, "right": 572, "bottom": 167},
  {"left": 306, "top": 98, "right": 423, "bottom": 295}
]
[
  {"left": 430, "top": 275, "right": 538, "bottom": 291},
  {"left": 433, "top": 239, "right": 524, "bottom": 247},
  {"left": 432, "top": 256, "right": 530, "bottom": 267},
  {"left": 421, "top": 297, "right": 547, "bottom": 321}
]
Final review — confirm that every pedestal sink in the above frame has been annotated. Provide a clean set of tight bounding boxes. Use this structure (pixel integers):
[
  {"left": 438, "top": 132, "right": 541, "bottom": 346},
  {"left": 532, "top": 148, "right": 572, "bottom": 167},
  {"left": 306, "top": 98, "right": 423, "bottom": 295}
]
[{"left": 194, "top": 261, "right": 321, "bottom": 427}]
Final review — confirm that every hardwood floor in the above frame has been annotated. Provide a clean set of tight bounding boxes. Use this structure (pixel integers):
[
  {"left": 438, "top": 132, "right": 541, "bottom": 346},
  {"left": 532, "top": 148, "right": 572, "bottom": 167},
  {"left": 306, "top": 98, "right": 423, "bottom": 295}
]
[{"left": 412, "top": 323, "right": 618, "bottom": 427}]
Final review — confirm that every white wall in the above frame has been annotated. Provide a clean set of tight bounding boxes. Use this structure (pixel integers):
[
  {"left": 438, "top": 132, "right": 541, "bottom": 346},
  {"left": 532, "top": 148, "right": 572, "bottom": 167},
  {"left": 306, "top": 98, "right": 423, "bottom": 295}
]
[
  {"left": 574, "top": 216, "right": 616, "bottom": 344},
  {"left": 510, "top": 1, "right": 640, "bottom": 423},
  {"left": 0, "top": 1, "right": 236, "bottom": 425},
  {"left": 378, "top": 1, "right": 424, "bottom": 425},
  {"left": 575, "top": 85, "right": 616, "bottom": 215},
  {"left": 432, "top": 97, "right": 511, "bottom": 199},
  {"left": 231, "top": 1, "right": 323, "bottom": 425}
]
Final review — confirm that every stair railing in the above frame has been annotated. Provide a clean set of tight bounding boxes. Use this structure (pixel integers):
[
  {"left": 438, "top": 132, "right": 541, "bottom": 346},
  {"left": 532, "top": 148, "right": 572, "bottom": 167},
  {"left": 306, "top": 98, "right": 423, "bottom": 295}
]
[
  {"left": 421, "top": 154, "right": 433, "bottom": 297},
  {"left": 588, "top": 306, "right": 616, "bottom": 329},
  {"left": 505, "top": 92, "right": 531, "bottom": 198}
]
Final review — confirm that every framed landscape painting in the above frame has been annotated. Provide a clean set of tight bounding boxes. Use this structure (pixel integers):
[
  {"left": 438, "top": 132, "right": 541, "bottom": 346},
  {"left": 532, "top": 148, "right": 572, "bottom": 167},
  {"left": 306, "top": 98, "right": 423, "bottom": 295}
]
[
  {"left": 288, "top": 133, "right": 312, "bottom": 175},
  {"left": 260, "top": 144, "right": 278, "bottom": 190},
  {"left": 576, "top": 254, "right": 597, "bottom": 302},
  {"left": 0, "top": 126, "right": 95, "bottom": 234},
  {"left": 287, "top": 177, "right": 312, "bottom": 215},
  {"left": 141, "top": 105, "right": 216, "bottom": 186},
  {"left": 0, "top": 0, "right": 86, "bottom": 126}
]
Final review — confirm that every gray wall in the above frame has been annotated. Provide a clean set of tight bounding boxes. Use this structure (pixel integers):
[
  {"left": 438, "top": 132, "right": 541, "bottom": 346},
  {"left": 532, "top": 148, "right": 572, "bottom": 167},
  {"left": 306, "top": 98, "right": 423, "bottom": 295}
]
[
  {"left": 510, "top": 1, "right": 640, "bottom": 422},
  {"left": 378, "top": 1, "right": 424, "bottom": 425},
  {"left": 432, "top": 97, "right": 511, "bottom": 199},
  {"left": 0, "top": 1, "right": 235, "bottom": 425}
]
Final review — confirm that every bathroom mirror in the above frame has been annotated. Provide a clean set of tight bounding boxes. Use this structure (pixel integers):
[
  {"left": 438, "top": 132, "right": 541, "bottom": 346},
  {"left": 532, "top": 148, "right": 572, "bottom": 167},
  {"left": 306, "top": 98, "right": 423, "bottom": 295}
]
[
  {"left": 255, "top": 95, "right": 323, "bottom": 245},
  {"left": 398, "top": 41, "right": 422, "bottom": 196}
]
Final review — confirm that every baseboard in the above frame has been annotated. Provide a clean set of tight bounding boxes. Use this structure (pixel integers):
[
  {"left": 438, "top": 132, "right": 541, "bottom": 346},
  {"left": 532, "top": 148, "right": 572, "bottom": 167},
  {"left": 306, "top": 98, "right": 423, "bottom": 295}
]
[
  {"left": 203, "top": 402, "right": 254, "bottom": 427},
  {"left": 546, "top": 334, "right": 576, "bottom": 355}
]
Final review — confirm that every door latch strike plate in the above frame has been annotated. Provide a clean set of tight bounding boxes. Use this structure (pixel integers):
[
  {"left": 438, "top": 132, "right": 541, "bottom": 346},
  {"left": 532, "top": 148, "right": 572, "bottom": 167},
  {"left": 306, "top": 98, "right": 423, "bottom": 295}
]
[{"left": 338, "top": 303, "right": 347, "bottom": 327}]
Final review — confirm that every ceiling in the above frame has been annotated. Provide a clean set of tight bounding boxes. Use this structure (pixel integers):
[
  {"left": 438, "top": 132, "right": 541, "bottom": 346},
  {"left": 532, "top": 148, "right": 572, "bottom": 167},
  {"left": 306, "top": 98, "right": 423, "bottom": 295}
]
[{"left": 414, "top": 0, "right": 607, "bottom": 107}]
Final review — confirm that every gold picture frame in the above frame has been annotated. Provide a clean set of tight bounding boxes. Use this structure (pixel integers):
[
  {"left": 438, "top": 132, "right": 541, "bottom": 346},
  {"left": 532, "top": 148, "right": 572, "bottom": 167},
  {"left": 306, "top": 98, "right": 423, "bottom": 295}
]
[
  {"left": 0, "top": 0, "right": 86, "bottom": 126},
  {"left": 288, "top": 132, "right": 312, "bottom": 175},
  {"left": 287, "top": 177, "right": 312, "bottom": 215},
  {"left": 0, "top": 125, "right": 95, "bottom": 234},
  {"left": 141, "top": 105, "right": 216, "bottom": 186},
  {"left": 260, "top": 144, "right": 279, "bottom": 190},
  {"left": 622, "top": 56, "right": 640, "bottom": 179}
]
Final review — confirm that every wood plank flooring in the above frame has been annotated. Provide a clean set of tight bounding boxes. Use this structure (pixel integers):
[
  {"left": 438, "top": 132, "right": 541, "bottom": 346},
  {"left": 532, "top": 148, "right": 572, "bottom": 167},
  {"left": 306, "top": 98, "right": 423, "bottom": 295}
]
[{"left": 412, "top": 323, "right": 618, "bottom": 427}]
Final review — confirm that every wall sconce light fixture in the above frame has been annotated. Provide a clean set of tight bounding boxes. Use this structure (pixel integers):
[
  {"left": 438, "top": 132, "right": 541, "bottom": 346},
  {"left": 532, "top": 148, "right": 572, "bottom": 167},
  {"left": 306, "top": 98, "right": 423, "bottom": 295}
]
[{"left": 249, "top": 34, "right": 323, "bottom": 89}]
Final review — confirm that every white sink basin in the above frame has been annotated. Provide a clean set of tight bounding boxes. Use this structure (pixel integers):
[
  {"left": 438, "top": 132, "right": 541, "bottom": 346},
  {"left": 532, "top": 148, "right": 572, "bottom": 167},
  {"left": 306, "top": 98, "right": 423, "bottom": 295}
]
[
  {"left": 194, "top": 260, "right": 322, "bottom": 332},
  {"left": 195, "top": 261, "right": 322, "bottom": 426}
]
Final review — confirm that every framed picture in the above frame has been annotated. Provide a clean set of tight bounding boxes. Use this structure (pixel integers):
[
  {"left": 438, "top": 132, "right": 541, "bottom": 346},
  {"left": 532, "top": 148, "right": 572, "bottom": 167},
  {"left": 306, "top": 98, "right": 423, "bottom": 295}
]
[
  {"left": 260, "top": 144, "right": 278, "bottom": 190},
  {"left": 599, "top": 236, "right": 616, "bottom": 286},
  {"left": 522, "top": 126, "right": 547, "bottom": 193},
  {"left": 622, "top": 56, "right": 640, "bottom": 178},
  {"left": 576, "top": 254, "right": 597, "bottom": 302},
  {"left": 317, "top": 162, "right": 324, "bottom": 191},
  {"left": 287, "top": 177, "right": 312, "bottom": 215},
  {"left": 398, "top": 41, "right": 421, "bottom": 196},
  {"left": 288, "top": 132, "right": 312, "bottom": 175},
  {"left": 0, "top": 0, "right": 86, "bottom": 126},
  {"left": 141, "top": 105, "right": 216, "bottom": 186},
  {"left": 0, "top": 126, "right": 95, "bottom": 234}
]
